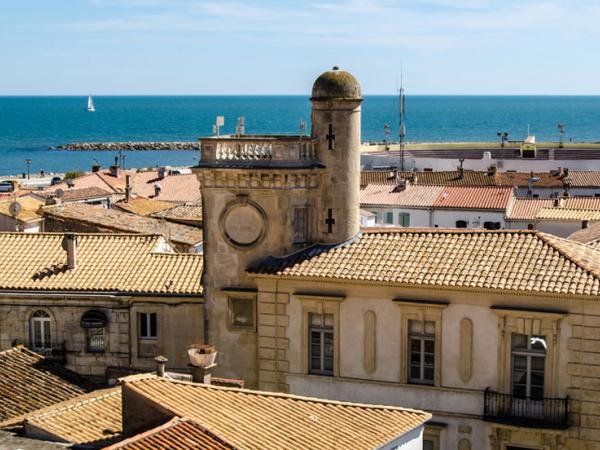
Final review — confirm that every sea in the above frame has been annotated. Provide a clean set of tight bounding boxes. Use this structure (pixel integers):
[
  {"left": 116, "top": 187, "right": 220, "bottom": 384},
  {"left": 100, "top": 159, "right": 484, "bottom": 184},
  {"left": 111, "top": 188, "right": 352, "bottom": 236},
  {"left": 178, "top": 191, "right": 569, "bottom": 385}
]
[{"left": 0, "top": 95, "right": 599, "bottom": 176}]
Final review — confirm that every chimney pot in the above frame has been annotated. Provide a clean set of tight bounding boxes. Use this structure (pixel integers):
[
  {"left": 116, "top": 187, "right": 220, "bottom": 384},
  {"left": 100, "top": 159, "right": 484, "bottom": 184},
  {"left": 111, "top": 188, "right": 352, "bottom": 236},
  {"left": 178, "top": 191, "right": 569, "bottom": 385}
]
[
  {"left": 583, "top": 220, "right": 589, "bottom": 229},
  {"left": 62, "top": 233, "right": 78, "bottom": 269},
  {"left": 188, "top": 344, "right": 217, "bottom": 384},
  {"left": 154, "top": 355, "right": 168, "bottom": 377},
  {"left": 125, "top": 175, "right": 132, "bottom": 202}
]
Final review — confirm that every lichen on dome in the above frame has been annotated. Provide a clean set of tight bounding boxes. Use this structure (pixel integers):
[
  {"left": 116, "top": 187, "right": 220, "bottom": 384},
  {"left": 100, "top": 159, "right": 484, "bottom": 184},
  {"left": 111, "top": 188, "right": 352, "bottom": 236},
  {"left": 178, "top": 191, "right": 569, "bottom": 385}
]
[{"left": 311, "top": 67, "right": 362, "bottom": 100}]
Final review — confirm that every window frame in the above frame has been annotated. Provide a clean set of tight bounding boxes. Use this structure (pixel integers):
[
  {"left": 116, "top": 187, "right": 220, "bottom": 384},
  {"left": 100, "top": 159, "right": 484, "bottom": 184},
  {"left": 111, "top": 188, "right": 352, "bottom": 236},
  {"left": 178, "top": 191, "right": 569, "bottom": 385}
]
[
  {"left": 30, "top": 310, "right": 52, "bottom": 351},
  {"left": 398, "top": 212, "right": 410, "bottom": 227},
  {"left": 396, "top": 300, "right": 445, "bottom": 386},
  {"left": 299, "top": 294, "right": 344, "bottom": 378},
  {"left": 308, "top": 312, "right": 334, "bottom": 376},
  {"left": 86, "top": 327, "right": 106, "bottom": 353},
  {"left": 385, "top": 211, "right": 394, "bottom": 224},
  {"left": 292, "top": 206, "right": 310, "bottom": 244},
  {"left": 408, "top": 319, "right": 436, "bottom": 385},
  {"left": 139, "top": 312, "right": 157, "bottom": 340},
  {"left": 511, "top": 333, "right": 547, "bottom": 399},
  {"left": 456, "top": 220, "right": 468, "bottom": 228},
  {"left": 228, "top": 296, "right": 257, "bottom": 331}
]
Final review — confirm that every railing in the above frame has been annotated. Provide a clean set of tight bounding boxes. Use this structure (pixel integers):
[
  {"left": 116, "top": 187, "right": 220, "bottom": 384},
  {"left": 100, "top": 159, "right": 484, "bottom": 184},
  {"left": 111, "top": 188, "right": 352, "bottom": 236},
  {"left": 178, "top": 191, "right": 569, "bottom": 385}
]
[
  {"left": 201, "top": 136, "right": 317, "bottom": 163},
  {"left": 26, "top": 342, "right": 67, "bottom": 364},
  {"left": 483, "top": 388, "right": 569, "bottom": 429}
]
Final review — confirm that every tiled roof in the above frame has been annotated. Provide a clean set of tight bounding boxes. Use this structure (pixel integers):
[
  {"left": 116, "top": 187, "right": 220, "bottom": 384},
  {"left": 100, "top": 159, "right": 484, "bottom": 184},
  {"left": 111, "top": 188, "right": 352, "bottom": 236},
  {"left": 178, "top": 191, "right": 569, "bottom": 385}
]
[
  {"left": 496, "top": 171, "right": 565, "bottom": 188},
  {"left": 151, "top": 203, "right": 203, "bottom": 222},
  {"left": 433, "top": 186, "right": 514, "bottom": 210},
  {"left": 3, "top": 388, "right": 122, "bottom": 447},
  {"left": 0, "top": 233, "right": 203, "bottom": 295},
  {"left": 36, "top": 186, "right": 112, "bottom": 202},
  {"left": 121, "top": 375, "right": 430, "bottom": 450},
  {"left": 104, "top": 417, "right": 236, "bottom": 450},
  {"left": 0, "top": 196, "right": 44, "bottom": 222},
  {"left": 249, "top": 229, "right": 600, "bottom": 296},
  {"left": 360, "top": 184, "right": 443, "bottom": 207},
  {"left": 566, "top": 171, "right": 600, "bottom": 187},
  {"left": 569, "top": 223, "right": 600, "bottom": 245},
  {"left": 43, "top": 203, "right": 203, "bottom": 248},
  {"left": 130, "top": 173, "right": 201, "bottom": 203},
  {"left": 361, "top": 170, "right": 498, "bottom": 187},
  {"left": 44, "top": 171, "right": 128, "bottom": 195},
  {"left": 536, "top": 207, "right": 600, "bottom": 221},
  {"left": 561, "top": 197, "right": 600, "bottom": 210},
  {"left": 0, "top": 347, "right": 94, "bottom": 422},
  {"left": 114, "top": 198, "right": 174, "bottom": 216},
  {"left": 506, "top": 198, "right": 555, "bottom": 221}
]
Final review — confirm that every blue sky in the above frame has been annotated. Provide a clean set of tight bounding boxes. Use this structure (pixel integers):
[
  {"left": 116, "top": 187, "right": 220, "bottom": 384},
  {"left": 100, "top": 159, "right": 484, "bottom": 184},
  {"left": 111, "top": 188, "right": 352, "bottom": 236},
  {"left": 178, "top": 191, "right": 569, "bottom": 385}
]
[{"left": 1, "top": 0, "right": 599, "bottom": 95}]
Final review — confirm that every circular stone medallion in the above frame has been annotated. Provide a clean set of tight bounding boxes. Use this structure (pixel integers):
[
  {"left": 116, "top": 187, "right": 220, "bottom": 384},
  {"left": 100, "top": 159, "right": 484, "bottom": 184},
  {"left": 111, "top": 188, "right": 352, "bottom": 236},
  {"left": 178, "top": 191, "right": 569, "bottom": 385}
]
[{"left": 220, "top": 200, "right": 266, "bottom": 248}]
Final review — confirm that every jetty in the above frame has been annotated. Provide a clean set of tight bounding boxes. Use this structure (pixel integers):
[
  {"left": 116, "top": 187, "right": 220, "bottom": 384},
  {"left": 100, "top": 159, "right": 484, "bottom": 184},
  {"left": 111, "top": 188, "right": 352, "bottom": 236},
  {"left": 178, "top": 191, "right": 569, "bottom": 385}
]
[{"left": 52, "top": 142, "right": 200, "bottom": 151}]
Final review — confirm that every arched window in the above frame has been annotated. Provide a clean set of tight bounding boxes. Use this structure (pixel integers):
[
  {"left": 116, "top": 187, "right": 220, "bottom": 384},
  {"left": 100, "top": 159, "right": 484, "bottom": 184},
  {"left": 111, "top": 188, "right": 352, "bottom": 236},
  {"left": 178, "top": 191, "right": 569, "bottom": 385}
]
[{"left": 30, "top": 310, "right": 51, "bottom": 352}]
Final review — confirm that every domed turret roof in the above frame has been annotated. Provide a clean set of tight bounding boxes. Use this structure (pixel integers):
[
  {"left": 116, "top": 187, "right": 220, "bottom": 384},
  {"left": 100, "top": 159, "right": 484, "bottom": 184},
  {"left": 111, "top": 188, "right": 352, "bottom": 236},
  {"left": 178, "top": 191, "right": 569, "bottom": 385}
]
[{"left": 311, "top": 66, "right": 362, "bottom": 100}]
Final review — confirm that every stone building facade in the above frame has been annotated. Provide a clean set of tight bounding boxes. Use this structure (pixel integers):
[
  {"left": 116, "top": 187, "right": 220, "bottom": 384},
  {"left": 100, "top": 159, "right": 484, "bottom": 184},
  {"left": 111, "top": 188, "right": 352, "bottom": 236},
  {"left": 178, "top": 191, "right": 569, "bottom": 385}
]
[
  {"left": 194, "top": 68, "right": 600, "bottom": 449},
  {"left": 0, "top": 233, "right": 203, "bottom": 379}
]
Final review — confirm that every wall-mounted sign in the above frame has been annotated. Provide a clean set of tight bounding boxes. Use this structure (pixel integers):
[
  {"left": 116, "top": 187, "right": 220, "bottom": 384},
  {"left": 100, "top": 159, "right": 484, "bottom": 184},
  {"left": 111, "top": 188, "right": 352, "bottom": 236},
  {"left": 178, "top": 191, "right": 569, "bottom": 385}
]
[{"left": 80, "top": 310, "right": 108, "bottom": 328}]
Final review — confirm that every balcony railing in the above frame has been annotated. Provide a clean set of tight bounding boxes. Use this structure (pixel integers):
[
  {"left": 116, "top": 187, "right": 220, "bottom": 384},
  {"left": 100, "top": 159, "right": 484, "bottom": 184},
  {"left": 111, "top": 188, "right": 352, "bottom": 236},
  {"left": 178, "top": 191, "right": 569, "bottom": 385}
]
[
  {"left": 26, "top": 342, "right": 67, "bottom": 364},
  {"left": 483, "top": 388, "right": 569, "bottom": 429},
  {"left": 200, "top": 136, "right": 317, "bottom": 163}
]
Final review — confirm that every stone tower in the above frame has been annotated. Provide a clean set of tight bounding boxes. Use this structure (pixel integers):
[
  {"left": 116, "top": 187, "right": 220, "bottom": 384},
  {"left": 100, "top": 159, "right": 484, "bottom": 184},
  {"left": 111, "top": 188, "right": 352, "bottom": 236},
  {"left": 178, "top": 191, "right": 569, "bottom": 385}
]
[
  {"left": 311, "top": 66, "right": 362, "bottom": 243},
  {"left": 193, "top": 67, "right": 362, "bottom": 388}
]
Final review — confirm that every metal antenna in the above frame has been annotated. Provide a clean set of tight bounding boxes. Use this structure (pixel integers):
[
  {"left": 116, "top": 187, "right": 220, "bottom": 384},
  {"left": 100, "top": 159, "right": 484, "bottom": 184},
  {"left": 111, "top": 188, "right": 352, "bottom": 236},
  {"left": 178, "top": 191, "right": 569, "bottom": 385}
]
[{"left": 398, "top": 64, "right": 406, "bottom": 171}]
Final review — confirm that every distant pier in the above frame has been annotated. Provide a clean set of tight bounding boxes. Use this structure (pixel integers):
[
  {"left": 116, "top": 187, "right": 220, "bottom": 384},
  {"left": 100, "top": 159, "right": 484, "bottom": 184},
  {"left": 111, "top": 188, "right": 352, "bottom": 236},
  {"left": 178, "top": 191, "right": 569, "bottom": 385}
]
[{"left": 52, "top": 142, "right": 200, "bottom": 151}]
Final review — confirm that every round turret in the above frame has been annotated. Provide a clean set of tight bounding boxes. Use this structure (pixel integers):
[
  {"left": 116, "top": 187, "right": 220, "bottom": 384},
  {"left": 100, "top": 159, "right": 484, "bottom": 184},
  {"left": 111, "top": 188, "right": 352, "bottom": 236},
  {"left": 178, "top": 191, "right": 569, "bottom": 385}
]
[{"left": 311, "top": 66, "right": 362, "bottom": 100}]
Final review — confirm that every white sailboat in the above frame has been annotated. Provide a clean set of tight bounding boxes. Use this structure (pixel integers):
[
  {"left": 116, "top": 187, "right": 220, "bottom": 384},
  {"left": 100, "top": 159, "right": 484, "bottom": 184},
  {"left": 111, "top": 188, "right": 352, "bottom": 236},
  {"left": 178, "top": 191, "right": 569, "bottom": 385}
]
[{"left": 86, "top": 95, "right": 95, "bottom": 112}]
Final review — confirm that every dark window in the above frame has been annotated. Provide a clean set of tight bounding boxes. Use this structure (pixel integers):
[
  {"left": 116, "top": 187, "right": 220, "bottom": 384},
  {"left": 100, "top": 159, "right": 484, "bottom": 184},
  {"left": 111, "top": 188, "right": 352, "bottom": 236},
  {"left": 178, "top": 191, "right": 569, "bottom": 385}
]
[
  {"left": 408, "top": 320, "right": 435, "bottom": 385},
  {"left": 398, "top": 213, "right": 410, "bottom": 227},
  {"left": 87, "top": 328, "right": 105, "bottom": 353},
  {"left": 532, "top": 194, "right": 540, "bottom": 198},
  {"left": 293, "top": 207, "right": 309, "bottom": 243},
  {"left": 309, "top": 313, "right": 334, "bottom": 376},
  {"left": 484, "top": 221, "right": 501, "bottom": 230},
  {"left": 512, "top": 333, "right": 546, "bottom": 399},
  {"left": 139, "top": 312, "right": 157, "bottom": 339},
  {"left": 385, "top": 211, "right": 394, "bottom": 224},
  {"left": 456, "top": 220, "right": 468, "bottom": 228},
  {"left": 229, "top": 297, "right": 255, "bottom": 330},
  {"left": 527, "top": 223, "right": 534, "bottom": 230}
]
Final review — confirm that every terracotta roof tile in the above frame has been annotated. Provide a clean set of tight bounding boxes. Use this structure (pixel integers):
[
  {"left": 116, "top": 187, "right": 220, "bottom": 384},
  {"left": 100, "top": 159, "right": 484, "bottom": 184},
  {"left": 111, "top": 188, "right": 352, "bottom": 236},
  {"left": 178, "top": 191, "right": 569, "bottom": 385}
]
[
  {"left": 3, "top": 388, "right": 121, "bottom": 447},
  {"left": 561, "top": 197, "right": 600, "bottom": 210},
  {"left": 506, "top": 198, "right": 555, "bottom": 221},
  {"left": 37, "top": 187, "right": 112, "bottom": 202},
  {"left": 536, "top": 208, "right": 600, "bottom": 221},
  {"left": 0, "top": 347, "right": 94, "bottom": 422},
  {"left": 0, "top": 196, "right": 44, "bottom": 222},
  {"left": 496, "top": 171, "right": 565, "bottom": 188},
  {"left": 249, "top": 229, "right": 600, "bottom": 296},
  {"left": 121, "top": 376, "right": 430, "bottom": 450},
  {"left": 566, "top": 171, "right": 600, "bottom": 187},
  {"left": 360, "top": 184, "right": 443, "bottom": 207},
  {"left": 569, "top": 223, "right": 600, "bottom": 245},
  {"left": 0, "top": 233, "right": 202, "bottom": 295},
  {"left": 43, "top": 204, "right": 202, "bottom": 248},
  {"left": 433, "top": 186, "right": 514, "bottom": 210},
  {"left": 104, "top": 417, "right": 236, "bottom": 450},
  {"left": 114, "top": 198, "right": 174, "bottom": 216},
  {"left": 130, "top": 173, "right": 201, "bottom": 203},
  {"left": 151, "top": 203, "right": 203, "bottom": 222}
]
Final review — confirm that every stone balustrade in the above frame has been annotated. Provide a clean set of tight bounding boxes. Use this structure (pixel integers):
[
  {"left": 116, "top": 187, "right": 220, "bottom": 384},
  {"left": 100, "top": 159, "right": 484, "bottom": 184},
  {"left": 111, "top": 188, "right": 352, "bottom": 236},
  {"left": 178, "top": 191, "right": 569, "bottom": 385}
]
[{"left": 200, "top": 135, "right": 317, "bottom": 163}]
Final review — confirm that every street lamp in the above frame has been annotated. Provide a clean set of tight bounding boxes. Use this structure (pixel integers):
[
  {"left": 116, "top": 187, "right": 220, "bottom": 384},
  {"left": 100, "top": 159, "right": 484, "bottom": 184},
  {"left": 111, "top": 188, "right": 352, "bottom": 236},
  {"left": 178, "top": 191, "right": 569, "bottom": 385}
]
[{"left": 25, "top": 159, "right": 31, "bottom": 180}]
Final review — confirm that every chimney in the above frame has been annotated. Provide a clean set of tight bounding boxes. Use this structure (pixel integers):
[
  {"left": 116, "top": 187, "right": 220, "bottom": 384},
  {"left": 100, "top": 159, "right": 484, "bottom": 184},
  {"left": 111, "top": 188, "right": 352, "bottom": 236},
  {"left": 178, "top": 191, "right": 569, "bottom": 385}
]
[
  {"left": 188, "top": 344, "right": 217, "bottom": 384},
  {"left": 92, "top": 162, "right": 101, "bottom": 173},
  {"left": 458, "top": 159, "right": 465, "bottom": 179},
  {"left": 553, "top": 197, "right": 560, "bottom": 207},
  {"left": 153, "top": 183, "right": 161, "bottom": 198},
  {"left": 487, "top": 164, "right": 497, "bottom": 176},
  {"left": 563, "top": 167, "right": 569, "bottom": 177},
  {"left": 154, "top": 355, "right": 168, "bottom": 377},
  {"left": 125, "top": 175, "right": 132, "bottom": 202},
  {"left": 158, "top": 167, "right": 167, "bottom": 180},
  {"left": 109, "top": 156, "right": 121, "bottom": 178},
  {"left": 583, "top": 220, "right": 590, "bottom": 229},
  {"left": 62, "top": 233, "right": 78, "bottom": 270}
]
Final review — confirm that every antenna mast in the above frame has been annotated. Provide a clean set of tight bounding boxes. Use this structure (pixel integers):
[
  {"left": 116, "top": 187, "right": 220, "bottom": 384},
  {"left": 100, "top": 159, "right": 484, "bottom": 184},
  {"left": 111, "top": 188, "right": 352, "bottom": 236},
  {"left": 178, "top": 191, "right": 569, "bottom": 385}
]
[{"left": 398, "top": 66, "right": 406, "bottom": 172}]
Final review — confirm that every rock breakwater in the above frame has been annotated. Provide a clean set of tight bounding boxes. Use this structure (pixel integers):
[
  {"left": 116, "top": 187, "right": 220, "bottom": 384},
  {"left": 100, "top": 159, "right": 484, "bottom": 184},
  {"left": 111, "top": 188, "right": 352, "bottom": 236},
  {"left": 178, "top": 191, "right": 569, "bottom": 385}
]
[{"left": 52, "top": 142, "right": 200, "bottom": 151}]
